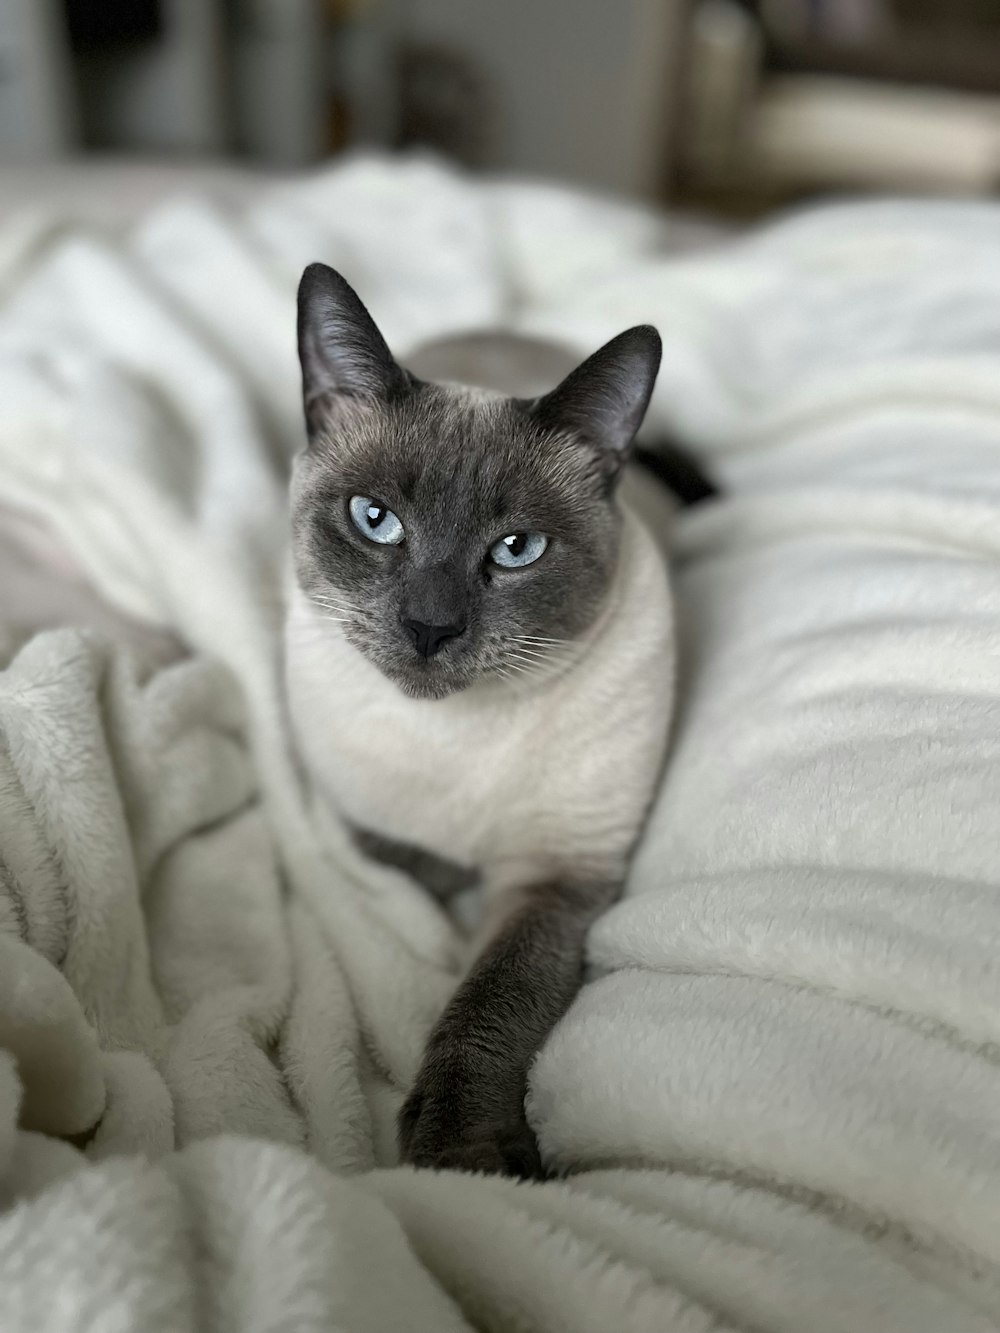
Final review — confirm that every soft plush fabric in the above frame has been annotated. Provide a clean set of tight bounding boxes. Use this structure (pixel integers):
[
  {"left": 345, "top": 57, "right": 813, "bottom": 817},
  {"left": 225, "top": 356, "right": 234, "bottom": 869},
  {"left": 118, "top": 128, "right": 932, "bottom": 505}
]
[{"left": 0, "top": 155, "right": 998, "bottom": 1331}]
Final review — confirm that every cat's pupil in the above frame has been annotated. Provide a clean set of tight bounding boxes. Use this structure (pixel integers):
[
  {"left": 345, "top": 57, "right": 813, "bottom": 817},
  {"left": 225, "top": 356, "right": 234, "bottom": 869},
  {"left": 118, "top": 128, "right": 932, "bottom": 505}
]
[
  {"left": 504, "top": 534, "right": 526, "bottom": 556},
  {"left": 366, "top": 505, "right": 385, "bottom": 528}
]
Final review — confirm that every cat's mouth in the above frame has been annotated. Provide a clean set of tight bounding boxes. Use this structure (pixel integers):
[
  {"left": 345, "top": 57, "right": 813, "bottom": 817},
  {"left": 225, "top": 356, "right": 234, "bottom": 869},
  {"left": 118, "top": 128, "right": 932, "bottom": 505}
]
[
  {"left": 353, "top": 629, "right": 476, "bottom": 699},
  {"left": 340, "top": 615, "right": 525, "bottom": 699}
]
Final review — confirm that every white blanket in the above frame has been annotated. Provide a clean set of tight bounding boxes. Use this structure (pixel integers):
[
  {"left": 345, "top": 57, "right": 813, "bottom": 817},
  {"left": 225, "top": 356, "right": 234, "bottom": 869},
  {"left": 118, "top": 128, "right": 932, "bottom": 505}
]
[{"left": 1, "top": 155, "right": 999, "bottom": 1331}]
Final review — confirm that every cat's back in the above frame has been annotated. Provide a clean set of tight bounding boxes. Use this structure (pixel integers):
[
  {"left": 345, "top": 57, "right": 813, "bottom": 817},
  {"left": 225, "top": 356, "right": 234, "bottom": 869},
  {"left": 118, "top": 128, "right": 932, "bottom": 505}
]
[{"left": 405, "top": 330, "right": 579, "bottom": 400}]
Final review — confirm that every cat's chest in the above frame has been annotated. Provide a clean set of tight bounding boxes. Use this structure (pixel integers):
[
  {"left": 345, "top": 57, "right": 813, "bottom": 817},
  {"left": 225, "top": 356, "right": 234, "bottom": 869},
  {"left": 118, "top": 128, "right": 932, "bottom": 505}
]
[
  {"left": 288, "top": 631, "right": 589, "bottom": 871},
  {"left": 286, "top": 615, "right": 671, "bottom": 889},
  {"left": 284, "top": 513, "right": 675, "bottom": 887}
]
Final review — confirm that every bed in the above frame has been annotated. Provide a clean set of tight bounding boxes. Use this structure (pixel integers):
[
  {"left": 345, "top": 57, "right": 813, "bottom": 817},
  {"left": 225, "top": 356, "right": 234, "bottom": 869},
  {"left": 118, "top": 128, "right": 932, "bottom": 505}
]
[{"left": 0, "top": 152, "right": 998, "bottom": 1332}]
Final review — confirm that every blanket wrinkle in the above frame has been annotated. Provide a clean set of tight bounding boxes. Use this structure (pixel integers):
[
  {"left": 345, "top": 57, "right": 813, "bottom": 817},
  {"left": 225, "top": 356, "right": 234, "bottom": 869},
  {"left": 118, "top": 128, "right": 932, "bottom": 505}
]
[{"left": 0, "top": 154, "right": 999, "bottom": 1329}]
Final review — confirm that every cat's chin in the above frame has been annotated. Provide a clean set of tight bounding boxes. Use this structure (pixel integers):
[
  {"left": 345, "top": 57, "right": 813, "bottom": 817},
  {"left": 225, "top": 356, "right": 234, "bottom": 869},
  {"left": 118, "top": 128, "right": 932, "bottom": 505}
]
[
  {"left": 397, "top": 678, "right": 463, "bottom": 701},
  {"left": 344, "top": 632, "right": 472, "bottom": 699},
  {"left": 378, "top": 660, "right": 472, "bottom": 701}
]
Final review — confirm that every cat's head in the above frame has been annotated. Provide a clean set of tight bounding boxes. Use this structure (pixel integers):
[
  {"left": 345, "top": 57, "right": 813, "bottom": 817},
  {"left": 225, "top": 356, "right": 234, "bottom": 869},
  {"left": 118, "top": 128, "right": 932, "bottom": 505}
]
[{"left": 292, "top": 262, "right": 661, "bottom": 700}]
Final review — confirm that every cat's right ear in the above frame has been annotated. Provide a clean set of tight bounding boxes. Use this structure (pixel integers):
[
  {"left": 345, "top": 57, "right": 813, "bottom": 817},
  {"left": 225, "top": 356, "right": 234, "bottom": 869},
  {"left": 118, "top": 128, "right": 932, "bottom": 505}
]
[
  {"left": 297, "top": 263, "right": 410, "bottom": 439},
  {"left": 527, "top": 325, "right": 662, "bottom": 486}
]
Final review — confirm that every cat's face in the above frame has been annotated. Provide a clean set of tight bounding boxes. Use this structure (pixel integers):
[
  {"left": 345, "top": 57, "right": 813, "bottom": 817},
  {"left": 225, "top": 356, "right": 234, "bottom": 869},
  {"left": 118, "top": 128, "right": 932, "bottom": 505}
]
[{"left": 292, "top": 264, "right": 661, "bottom": 700}]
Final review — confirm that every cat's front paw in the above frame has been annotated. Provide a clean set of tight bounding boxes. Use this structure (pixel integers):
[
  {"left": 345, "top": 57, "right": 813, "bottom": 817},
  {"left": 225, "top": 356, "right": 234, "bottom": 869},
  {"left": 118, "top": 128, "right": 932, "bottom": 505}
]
[{"left": 398, "top": 1070, "right": 546, "bottom": 1180}]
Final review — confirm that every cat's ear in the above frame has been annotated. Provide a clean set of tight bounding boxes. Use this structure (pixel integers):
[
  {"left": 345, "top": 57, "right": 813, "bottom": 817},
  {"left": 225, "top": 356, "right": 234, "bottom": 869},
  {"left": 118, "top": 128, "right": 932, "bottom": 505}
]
[
  {"left": 528, "top": 326, "right": 662, "bottom": 483},
  {"left": 297, "top": 263, "right": 410, "bottom": 438}
]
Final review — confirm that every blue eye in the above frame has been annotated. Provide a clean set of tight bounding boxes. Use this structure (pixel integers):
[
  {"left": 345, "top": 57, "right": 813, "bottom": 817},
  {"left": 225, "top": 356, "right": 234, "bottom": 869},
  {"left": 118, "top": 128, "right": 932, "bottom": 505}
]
[
  {"left": 349, "top": 495, "right": 404, "bottom": 545},
  {"left": 489, "top": 532, "right": 548, "bottom": 569}
]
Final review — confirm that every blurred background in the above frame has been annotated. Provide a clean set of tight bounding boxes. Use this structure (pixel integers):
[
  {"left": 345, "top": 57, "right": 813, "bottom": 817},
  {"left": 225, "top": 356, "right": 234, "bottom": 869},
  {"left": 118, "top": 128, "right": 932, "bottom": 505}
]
[{"left": 2, "top": 0, "right": 1000, "bottom": 219}]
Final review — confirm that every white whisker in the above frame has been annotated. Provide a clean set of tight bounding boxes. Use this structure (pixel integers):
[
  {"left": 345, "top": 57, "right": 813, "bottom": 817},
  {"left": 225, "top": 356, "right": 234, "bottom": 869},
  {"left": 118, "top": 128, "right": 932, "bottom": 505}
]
[
  {"left": 293, "top": 614, "right": 352, "bottom": 628},
  {"left": 511, "top": 645, "right": 569, "bottom": 664},
  {"left": 506, "top": 660, "right": 548, "bottom": 680},
  {"left": 502, "top": 636, "right": 582, "bottom": 686},
  {"left": 512, "top": 642, "right": 576, "bottom": 660},
  {"left": 520, "top": 639, "right": 580, "bottom": 659}
]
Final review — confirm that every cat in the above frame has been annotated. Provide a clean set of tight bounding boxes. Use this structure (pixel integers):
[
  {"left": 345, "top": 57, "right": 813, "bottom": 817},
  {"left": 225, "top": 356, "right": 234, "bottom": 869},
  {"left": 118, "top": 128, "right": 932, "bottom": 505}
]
[{"left": 285, "top": 262, "right": 686, "bottom": 1177}]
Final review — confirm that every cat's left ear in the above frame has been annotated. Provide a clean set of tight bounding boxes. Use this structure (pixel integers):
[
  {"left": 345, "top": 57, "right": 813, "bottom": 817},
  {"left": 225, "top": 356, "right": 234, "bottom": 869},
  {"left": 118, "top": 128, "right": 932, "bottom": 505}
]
[
  {"left": 297, "top": 262, "right": 410, "bottom": 440},
  {"left": 528, "top": 326, "right": 662, "bottom": 484}
]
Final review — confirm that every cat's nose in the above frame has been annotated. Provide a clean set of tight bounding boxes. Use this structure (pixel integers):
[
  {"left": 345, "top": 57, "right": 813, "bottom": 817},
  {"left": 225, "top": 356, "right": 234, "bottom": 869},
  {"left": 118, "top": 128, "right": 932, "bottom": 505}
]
[{"left": 402, "top": 618, "right": 465, "bottom": 659}]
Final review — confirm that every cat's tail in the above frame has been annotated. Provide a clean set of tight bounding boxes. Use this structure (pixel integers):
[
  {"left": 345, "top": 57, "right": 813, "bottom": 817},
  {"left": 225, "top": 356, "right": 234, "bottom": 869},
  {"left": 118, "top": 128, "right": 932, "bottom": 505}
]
[{"left": 633, "top": 438, "right": 719, "bottom": 507}]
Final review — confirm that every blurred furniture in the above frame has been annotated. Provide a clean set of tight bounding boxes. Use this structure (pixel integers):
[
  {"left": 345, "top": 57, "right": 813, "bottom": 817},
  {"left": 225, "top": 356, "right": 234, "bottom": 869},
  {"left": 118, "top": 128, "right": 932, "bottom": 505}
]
[
  {"left": 0, "top": 0, "right": 393, "bottom": 167},
  {"left": 0, "top": 0, "right": 76, "bottom": 160},
  {"left": 396, "top": 0, "right": 691, "bottom": 197},
  {"left": 230, "top": 0, "right": 328, "bottom": 163},
  {"left": 72, "top": 0, "right": 228, "bottom": 155},
  {"left": 2, "top": 0, "right": 689, "bottom": 196},
  {"left": 680, "top": 0, "right": 1000, "bottom": 202}
]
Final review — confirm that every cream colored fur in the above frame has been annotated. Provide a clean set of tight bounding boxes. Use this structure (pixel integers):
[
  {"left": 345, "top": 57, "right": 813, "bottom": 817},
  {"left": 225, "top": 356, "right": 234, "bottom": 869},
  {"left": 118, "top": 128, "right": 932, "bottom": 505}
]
[
  {"left": 285, "top": 491, "right": 675, "bottom": 918},
  {"left": 285, "top": 330, "right": 678, "bottom": 928}
]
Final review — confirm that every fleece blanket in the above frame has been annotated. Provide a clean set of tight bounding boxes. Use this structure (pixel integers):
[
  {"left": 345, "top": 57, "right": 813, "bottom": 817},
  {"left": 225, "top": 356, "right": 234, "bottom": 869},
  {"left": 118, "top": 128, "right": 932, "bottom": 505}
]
[{"left": 1, "top": 155, "right": 1000, "bottom": 1331}]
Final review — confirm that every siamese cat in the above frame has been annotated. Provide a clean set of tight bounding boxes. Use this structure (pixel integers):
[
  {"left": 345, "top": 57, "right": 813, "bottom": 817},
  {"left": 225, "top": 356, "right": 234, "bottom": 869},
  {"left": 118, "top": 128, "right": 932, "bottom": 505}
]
[{"left": 286, "top": 263, "right": 697, "bottom": 1177}]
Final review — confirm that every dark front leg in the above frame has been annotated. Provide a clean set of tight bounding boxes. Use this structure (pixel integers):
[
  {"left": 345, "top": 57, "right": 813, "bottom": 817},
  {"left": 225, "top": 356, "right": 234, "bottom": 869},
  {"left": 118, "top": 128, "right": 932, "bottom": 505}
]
[{"left": 398, "top": 881, "right": 614, "bottom": 1178}]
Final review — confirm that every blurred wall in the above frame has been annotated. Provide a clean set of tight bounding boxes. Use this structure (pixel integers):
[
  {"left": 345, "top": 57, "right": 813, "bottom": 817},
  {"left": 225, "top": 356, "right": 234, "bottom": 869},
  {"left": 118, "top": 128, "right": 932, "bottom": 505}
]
[{"left": 400, "top": 0, "right": 688, "bottom": 197}]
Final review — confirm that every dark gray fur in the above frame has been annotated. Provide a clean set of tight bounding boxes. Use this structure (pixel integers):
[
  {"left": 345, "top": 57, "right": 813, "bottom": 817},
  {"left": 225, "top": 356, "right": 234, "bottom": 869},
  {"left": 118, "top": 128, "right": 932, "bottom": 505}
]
[
  {"left": 397, "top": 880, "right": 615, "bottom": 1176},
  {"left": 351, "top": 826, "right": 479, "bottom": 900},
  {"left": 293, "top": 264, "right": 660, "bottom": 701},
  {"left": 294, "top": 263, "right": 662, "bottom": 1176}
]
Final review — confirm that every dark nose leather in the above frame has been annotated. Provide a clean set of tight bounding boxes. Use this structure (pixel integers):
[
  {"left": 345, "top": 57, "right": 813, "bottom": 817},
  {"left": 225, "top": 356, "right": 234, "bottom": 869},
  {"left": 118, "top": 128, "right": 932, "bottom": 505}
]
[{"left": 402, "top": 618, "right": 465, "bottom": 659}]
